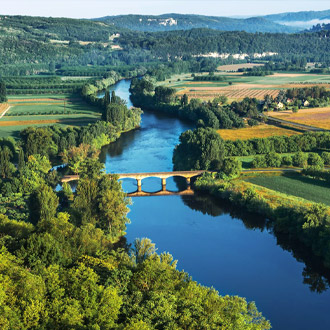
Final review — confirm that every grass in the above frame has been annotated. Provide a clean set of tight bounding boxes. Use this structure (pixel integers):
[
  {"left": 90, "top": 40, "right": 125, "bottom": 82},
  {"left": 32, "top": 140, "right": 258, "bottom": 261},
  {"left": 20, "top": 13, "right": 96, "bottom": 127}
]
[
  {"left": 245, "top": 174, "right": 330, "bottom": 206},
  {"left": 217, "top": 124, "right": 299, "bottom": 140}
]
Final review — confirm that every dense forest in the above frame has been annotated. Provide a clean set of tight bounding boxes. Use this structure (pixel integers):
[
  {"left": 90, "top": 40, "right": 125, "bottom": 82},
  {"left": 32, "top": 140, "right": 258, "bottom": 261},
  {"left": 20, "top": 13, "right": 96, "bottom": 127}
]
[
  {"left": 118, "top": 29, "right": 330, "bottom": 64},
  {"left": 94, "top": 14, "right": 298, "bottom": 33},
  {"left": 1, "top": 15, "right": 330, "bottom": 76}
]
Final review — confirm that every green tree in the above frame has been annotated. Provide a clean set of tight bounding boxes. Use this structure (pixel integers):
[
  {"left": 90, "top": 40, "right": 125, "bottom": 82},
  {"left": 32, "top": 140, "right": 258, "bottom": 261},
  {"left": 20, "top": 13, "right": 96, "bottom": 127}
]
[
  {"left": 0, "top": 146, "right": 14, "bottom": 179},
  {"left": 18, "top": 148, "right": 25, "bottom": 173},
  {"left": 173, "top": 128, "right": 226, "bottom": 170},
  {"left": 28, "top": 184, "right": 59, "bottom": 225},
  {"left": 218, "top": 157, "right": 242, "bottom": 179},
  {"left": 0, "top": 81, "right": 7, "bottom": 103}
]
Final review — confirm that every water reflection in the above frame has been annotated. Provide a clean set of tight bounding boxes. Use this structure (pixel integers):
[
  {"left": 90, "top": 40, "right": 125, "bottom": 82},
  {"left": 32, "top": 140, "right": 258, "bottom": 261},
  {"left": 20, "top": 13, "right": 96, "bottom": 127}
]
[{"left": 181, "top": 192, "right": 330, "bottom": 294}]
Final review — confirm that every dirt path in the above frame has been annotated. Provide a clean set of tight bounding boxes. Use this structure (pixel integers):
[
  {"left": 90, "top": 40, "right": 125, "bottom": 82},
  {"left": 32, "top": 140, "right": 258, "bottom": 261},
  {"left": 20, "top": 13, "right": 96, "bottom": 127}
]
[{"left": 0, "top": 105, "right": 11, "bottom": 119}]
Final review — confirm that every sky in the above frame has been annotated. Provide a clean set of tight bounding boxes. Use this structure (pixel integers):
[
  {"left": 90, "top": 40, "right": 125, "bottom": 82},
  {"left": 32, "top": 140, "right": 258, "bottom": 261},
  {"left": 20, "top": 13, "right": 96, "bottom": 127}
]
[{"left": 0, "top": 0, "right": 329, "bottom": 18}]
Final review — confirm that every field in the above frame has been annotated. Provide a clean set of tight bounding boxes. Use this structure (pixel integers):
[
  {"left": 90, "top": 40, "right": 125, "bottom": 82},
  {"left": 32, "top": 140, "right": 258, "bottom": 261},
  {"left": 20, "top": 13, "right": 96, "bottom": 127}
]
[
  {"left": 246, "top": 174, "right": 330, "bottom": 206},
  {"left": 217, "top": 124, "right": 299, "bottom": 140},
  {"left": 267, "top": 107, "right": 330, "bottom": 130},
  {"left": 162, "top": 72, "right": 330, "bottom": 102},
  {"left": 217, "top": 63, "right": 265, "bottom": 71},
  {"left": 0, "top": 94, "right": 101, "bottom": 138}
]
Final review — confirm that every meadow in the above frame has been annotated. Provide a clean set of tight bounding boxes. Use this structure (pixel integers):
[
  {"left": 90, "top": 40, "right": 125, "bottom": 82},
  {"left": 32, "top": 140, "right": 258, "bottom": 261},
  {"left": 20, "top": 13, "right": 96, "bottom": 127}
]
[{"left": 246, "top": 174, "right": 330, "bottom": 206}]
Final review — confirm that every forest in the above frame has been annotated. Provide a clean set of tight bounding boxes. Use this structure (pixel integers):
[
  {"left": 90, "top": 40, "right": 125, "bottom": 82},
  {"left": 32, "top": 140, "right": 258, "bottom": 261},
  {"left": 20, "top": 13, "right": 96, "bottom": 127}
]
[{"left": 1, "top": 15, "right": 330, "bottom": 76}]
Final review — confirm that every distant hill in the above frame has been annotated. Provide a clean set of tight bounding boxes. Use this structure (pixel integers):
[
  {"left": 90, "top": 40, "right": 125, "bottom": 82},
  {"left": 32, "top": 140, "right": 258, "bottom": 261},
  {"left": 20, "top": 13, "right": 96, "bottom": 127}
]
[
  {"left": 264, "top": 9, "right": 330, "bottom": 29},
  {"left": 94, "top": 14, "right": 299, "bottom": 33},
  {"left": 308, "top": 23, "right": 330, "bottom": 32},
  {"left": 264, "top": 9, "right": 330, "bottom": 22}
]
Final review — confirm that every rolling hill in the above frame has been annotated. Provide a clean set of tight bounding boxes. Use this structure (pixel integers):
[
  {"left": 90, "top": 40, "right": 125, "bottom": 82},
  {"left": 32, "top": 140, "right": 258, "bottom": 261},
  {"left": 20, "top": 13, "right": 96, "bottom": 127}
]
[{"left": 94, "top": 14, "right": 300, "bottom": 33}]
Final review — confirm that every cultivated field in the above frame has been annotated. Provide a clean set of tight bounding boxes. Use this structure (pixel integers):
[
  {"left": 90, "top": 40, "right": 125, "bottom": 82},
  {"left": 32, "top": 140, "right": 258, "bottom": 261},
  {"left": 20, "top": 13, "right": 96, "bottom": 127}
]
[
  {"left": 217, "top": 124, "right": 299, "bottom": 140},
  {"left": 246, "top": 174, "right": 330, "bottom": 206},
  {"left": 217, "top": 63, "right": 265, "bottom": 71},
  {"left": 0, "top": 94, "right": 101, "bottom": 138},
  {"left": 267, "top": 107, "right": 330, "bottom": 130},
  {"left": 163, "top": 72, "right": 330, "bottom": 102}
]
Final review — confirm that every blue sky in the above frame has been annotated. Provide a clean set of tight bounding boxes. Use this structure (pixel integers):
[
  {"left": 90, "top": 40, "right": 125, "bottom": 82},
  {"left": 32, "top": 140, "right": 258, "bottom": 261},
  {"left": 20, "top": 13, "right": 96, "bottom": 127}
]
[{"left": 1, "top": 0, "right": 329, "bottom": 18}]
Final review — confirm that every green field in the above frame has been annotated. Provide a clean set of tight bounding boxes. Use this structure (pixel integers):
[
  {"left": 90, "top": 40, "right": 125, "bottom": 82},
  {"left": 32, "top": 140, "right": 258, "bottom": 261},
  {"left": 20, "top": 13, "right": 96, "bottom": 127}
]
[
  {"left": 246, "top": 174, "right": 330, "bottom": 205},
  {"left": 0, "top": 94, "right": 101, "bottom": 138},
  {"left": 161, "top": 72, "right": 330, "bottom": 88}
]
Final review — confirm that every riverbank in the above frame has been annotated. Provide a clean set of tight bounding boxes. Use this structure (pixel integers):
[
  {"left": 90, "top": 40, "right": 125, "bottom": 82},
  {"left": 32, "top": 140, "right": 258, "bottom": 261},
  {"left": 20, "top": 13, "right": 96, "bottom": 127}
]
[{"left": 194, "top": 173, "right": 330, "bottom": 268}]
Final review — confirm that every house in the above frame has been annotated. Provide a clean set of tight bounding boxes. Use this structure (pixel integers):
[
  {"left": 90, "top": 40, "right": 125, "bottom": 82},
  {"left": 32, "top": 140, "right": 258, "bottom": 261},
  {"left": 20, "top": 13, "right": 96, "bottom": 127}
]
[
  {"left": 277, "top": 102, "right": 284, "bottom": 109},
  {"left": 287, "top": 98, "right": 293, "bottom": 104},
  {"left": 304, "top": 100, "right": 310, "bottom": 107}
]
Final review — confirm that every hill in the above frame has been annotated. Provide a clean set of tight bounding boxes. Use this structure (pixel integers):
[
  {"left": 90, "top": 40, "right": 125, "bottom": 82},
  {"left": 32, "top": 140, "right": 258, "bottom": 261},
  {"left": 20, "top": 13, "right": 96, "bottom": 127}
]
[
  {"left": 94, "top": 13, "right": 299, "bottom": 33},
  {"left": 264, "top": 9, "right": 330, "bottom": 29}
]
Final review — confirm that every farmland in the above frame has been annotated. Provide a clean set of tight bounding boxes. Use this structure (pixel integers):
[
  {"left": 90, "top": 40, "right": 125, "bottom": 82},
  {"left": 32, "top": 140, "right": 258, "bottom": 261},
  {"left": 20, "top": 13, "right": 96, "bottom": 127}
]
[
  {"left": 246, "top": 174, "right": 330, "bottom": 206},
  {"left": 217, "top": 63, "right": 265, "bottom": 71},
  {"left": 267, "top": 107, "right": 330, "bottom": 130},
  {"left": 0, "top": 94, "right": 101, "bottom": 138},
  {"left": 161, "top": 72, "right": 330, "bottom": 102},
  {"left": 217, "top": 123, "right": 299, "bottom": 140}
]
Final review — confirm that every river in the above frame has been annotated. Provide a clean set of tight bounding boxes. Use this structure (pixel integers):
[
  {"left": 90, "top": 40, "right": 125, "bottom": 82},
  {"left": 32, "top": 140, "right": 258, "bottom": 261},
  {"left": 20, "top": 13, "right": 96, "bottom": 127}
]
[{"left": 99, "top": 79, "right": 330, "bottom": 330}]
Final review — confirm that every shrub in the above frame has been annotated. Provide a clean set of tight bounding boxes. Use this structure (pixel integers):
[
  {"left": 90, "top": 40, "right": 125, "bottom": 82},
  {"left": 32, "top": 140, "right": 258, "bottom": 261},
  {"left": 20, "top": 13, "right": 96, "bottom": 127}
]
[
  {"left": 247, "top": 119, "right": 259, "bottom": 127},
  {"left": 308, "top": 153, "right": 324, "bottom": 169},
  {"left": 265, "top": 151, "right": 282, "bottom": 168},
  {"left": 252, "top": 155, "right": 267, "bottom": 168},
  {"left": 293, "top": 152, "right": 308, "bottom": 167},
  {"left": 321, "top": 152, "right": 330, "bottom": 165},
  {"left": 282, "top": 155, "right": 293, "bottom": 166}
]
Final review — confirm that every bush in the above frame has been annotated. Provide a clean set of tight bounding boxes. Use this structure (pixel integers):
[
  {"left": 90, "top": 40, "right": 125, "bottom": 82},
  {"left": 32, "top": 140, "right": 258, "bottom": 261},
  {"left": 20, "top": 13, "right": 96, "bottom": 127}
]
[
  {"left": 218, "top": 157, "right": 242, "bottom": 180},
  {"left": 247, "top": 119, "right": 259, "bottom": 127},
  {"left": 321, "top": 152, "right": 330, "bottom": 165},
  {"left": 282, "top": 155, "right": 293, "bottom": 166},
  {"left": 251, "top": 155, "right": 267, "bottom": 168},
  {"left": 265, "top": 152, "right": 282, "bottom": 168},
  {"left": 308, "top": 153, "right": 324, "bottom": 169},
  {"left": 293, "top": 152, "right": 308, "bottom": 167}
]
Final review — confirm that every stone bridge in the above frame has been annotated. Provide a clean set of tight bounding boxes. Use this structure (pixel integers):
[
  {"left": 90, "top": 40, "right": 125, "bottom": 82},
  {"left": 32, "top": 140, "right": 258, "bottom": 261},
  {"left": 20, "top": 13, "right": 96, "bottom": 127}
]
[
  {"left": 117, "top": 171, "right": 206, "bottom": 191},
  {"left": 61, "top": 170, "right": 206, "bottom": 192}
]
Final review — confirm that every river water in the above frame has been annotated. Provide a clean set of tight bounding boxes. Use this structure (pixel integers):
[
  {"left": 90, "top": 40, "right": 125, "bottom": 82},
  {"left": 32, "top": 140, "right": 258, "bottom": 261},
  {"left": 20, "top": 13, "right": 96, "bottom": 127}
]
[{"left": 99, "top": 80, "right": 330, "bottom": 330}]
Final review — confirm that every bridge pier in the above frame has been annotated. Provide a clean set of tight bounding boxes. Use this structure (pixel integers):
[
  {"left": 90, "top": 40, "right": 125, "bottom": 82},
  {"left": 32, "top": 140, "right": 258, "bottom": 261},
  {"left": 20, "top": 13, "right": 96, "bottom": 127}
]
[
  {"left": 137, "top": 179, "right": 142, "bottom": 192},
  {"left": 186, "top": 177, "right": 191, "bottom": 185},
  {"left": 161, "top": 178, "right": 166, "bottom": 191}
]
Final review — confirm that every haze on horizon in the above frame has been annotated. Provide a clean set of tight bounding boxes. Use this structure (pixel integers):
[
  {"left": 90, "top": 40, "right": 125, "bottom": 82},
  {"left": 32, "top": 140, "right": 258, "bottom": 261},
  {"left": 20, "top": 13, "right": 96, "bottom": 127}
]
[{"left": 0, "top": 0, "right": 330, "bottom": 19}]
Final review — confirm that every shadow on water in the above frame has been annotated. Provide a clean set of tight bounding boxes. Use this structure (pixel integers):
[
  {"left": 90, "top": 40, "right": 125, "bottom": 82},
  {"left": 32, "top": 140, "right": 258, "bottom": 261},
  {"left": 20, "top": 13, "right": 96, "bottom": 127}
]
[{"left": 181, "top": 191, "right": 330, "bottom": 294}]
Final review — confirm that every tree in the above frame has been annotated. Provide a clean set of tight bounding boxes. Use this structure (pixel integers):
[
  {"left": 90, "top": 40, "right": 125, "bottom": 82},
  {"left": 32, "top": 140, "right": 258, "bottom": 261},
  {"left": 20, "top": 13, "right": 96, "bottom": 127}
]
[
  {"left": 0, "top": 81, "right": 7, "bottom": 103},
  {"left": 0, "top": 146, "right": 14, "bottom": 179},
  {"left": 181, "top": 93, "right": 189, "bottom": 106},
  {"left": 173, "top": 128, "right": 226, "bottom": 170},
  {"left": 28, "top": 184, "right": 59, "bottom": 225},
  {"left": 20, "top": 127, "right": 57, "bottom": 158},
  {"left": 18, "top": 148, "right": 25, "bottom": 173},
  {"left": 218, "top": 157, "right": 242, "bottom": 179},
  {"left": 133, "top": 238, "right": 157, "bottom": 264},
  {"left": 154, "top": 86, "right": 176, "bottom": 104}
]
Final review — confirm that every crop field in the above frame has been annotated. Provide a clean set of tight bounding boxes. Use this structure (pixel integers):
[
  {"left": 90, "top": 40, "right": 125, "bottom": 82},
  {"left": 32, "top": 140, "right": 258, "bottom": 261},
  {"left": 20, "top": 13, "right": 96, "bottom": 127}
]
[
  {"left": 217, "top": 124, "right": 299, "bottom": 140},
  {"left": 0, "top": 103, "right": 10, "bottom": 117},
  {"left": 0, "top": 94, "right": 101, "bottom": 138},
  {"left": 267, "top": 107, "right": 330, "bottom": 130},
  {"left": 164, "top": 72, "right": 330, "bottom": 102},
  {"left": 217, "top": 63, "right": 265, "bottom": 71},
  {"left": 246, "top": 174, "right": 330, "bottom": 206}
]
